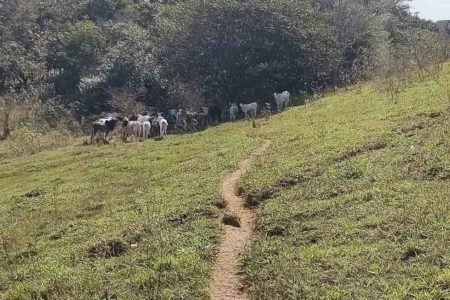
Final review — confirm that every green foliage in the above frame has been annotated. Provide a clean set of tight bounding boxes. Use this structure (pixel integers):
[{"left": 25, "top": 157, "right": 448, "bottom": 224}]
[
  {"left": 103, "top": 23, "right": 154, "bottom": 91},
  {"left": 0, "top": 0, "right": 37, "bottom": 46},
  {"left": 387, "top": 2, "right": 438, "bottom": 45},
  {"left": 0, "top": 0, "right": 43, "bottom": 97},
  {"left": 2, "top": 0, "right": 443, "bottom": 117},
  {"left": 49, "top": 21, "right": 106, "bottom": 110},
  {"left": 63, "top": 21, "right": 105, "bottom": 68},
  {"left": 86, "top": 0, "right": 129, "bottom": 22},
  {"left": 156, "top": 0, "right": 337, "bottom": 105},
  {"left": 0, "top": 42, "right": 43, "bottom": 95}
]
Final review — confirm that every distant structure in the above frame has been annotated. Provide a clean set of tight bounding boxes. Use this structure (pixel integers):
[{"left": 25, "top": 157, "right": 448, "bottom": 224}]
[{"left": 436, "top": 20, "right": 450, "bottom": 38}]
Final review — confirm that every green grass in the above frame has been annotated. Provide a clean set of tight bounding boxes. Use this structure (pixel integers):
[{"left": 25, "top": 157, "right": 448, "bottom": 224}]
[
  {"left": 239, "top": 68, "right": 450, "bottom": 299},
  {"left": 1, "top": 66, "right": 450, "bottom": 299},
  {"left": 0, "top": 123, "right": 260, "bottom": 299}
]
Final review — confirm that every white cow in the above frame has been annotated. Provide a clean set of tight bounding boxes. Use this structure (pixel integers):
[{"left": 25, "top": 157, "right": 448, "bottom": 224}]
[
  {"left": 157, "top": 116, "right": 168, "bottom": 138},
  {"left": 240, "top": 102, "right": 258, "bottom": 118},
  {"left": 229, "top": 103, "right": 239, "bottom": 121},
  {"left": 274, "top": 91, "right": 290, "bottom": 112},
  {"left": 124, "top": 120, "right": 141, "bottom": 142},
  {"left": 135, "top": 115, "right": 152, "bottom": 141},
  {"left": 137, "top": 114, "right": 151, "bottom": 123},
  {"left": 91, "top": 117, "right": 115, "bottom": 143},
  {"left": 141, "top": 121, "right": 151, "bottom": 140}
]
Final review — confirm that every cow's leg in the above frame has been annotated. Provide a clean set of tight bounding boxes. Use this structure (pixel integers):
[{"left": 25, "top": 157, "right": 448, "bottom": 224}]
[
  {"left": 137, "top": 126, "right": 141, "bottom": 142},
  {"left": 122, "top": 128, "right": 127, "bottom": 142},
  {"left": 90, "top": 128, "right": 96, "bottom": 144},
  {"left": 101, "top": 128, "right": 107, "bottom": 143},
  {"left": 105, "top": 129, "right": 111, "bottom": 141}
]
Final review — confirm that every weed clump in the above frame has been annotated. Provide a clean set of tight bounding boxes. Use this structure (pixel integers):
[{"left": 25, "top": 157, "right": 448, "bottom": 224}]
[
  {"left": 23, "top": 190, "right": 43, "bottom": 198},
  {"left": 427, "top": 112, "right": 441, "bottom": 119},
  {"left": 245, "top": 187, "right": 276, "bottom": 208},
  {"left": 277, "top": 168, "right": 321, "bottom": 188},
  {"left": 334, "top": 141, "right": 387, "bottom": 161},
  {"left": 266, "top": 225, "right": 286, "bottom": 237},
  {"left": 87, "top": 240, "right": 128, "bottom": 259},
  {"left": 76, "top": 203, "right": 104, "bottom": 219},
  {"left": 401, "top": 248, "right": 424, "bottom": 262},
  {"left": 214, "top": 199, "right": 227, "bottom": 209},
  {"left": 169, "top": 214, "right": 188, "bottom": 225},
  {"left": 425, "top": 166, "right": 449, "bottom": 180},
  {"left": 343, "top": 169, "right": 363, "bottom": 180},
  {"left": 397, "top": 122, "right": 425, "bottom": 137},
  {"left": 15, "top": 249, "right": 38, "bottom": 261}
]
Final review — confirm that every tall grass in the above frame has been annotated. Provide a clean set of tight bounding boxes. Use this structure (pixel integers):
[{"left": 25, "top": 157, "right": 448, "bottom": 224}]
[{"left": 0, "top": 127, "right": 76, "bottom": 160}]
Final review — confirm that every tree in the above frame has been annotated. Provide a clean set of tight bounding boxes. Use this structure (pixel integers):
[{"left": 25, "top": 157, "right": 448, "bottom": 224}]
[
  {"left": 155, "top": 0, "right": 337, "bottom": 108},
  {"left": 51, "top": 20, "right": 106, "bottom": 113},
  {"left": 0, "top": 0, "right": 44, "bottom": 138},
  {"left": 0, "top": 0, "right": 442, "bottom": 125},
  {"left": 311, "top": 0, "right": 398, "bottom": 86},
  {"left": 86, "top": 0, "right": 129, "bottom": 23}
]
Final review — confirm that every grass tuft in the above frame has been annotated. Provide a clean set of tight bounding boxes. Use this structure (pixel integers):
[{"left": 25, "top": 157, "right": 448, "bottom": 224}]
[{"left": 87, "top": 240, "right": 129, "bottom": 259}]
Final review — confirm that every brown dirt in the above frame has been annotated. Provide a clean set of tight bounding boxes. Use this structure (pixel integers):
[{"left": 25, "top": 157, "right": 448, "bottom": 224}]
[
  {"left": 333, "top": 141, "right": 387, "bottom": 162},
  {"left": 209, "top": 140, "right": 271, "bottom": 300}
]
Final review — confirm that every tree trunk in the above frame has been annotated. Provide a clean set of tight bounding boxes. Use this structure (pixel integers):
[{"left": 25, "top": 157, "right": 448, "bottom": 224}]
[
  {"left": 331, "top": 67, "right": 340, "bottom": 87},
  {"left": 2, "top": 111, "right": 10, "bottom": 139}
]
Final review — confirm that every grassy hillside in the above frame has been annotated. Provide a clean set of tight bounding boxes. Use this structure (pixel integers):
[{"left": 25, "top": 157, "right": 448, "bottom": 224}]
[
  {"left": 1, "top": 66, "right": 450, "bottom": 299},
  {"left": 0, "top": 124, "right": 260, "bottom": 299},
  {"left": 239, "top": 68, "right": 450, "bottom": 299}
]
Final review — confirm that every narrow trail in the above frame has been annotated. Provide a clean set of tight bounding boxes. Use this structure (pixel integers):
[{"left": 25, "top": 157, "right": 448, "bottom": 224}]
[{"left": 209, "top": 140, "right": 272, "bottom": 300}]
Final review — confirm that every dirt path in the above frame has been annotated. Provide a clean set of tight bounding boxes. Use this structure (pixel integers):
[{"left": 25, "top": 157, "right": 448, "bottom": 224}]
[{"left": 209, "top": 140, "right": 271, "bottom": 300}]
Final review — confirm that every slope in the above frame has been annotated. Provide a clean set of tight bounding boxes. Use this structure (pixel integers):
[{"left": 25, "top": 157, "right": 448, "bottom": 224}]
[
  {"left": 1, "top": 65, "right": 450, "bottom": 299},
  {"left": 239, "top": 67, "right": 450, "bottom": 299},
  {"left": 0, "top": 123, "right": 261, "bottom": 299}
]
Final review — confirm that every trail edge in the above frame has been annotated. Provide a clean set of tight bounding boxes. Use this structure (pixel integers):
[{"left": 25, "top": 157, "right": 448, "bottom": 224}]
[{"left": 209, "top": 139, "right": 272, "bottom": 300}]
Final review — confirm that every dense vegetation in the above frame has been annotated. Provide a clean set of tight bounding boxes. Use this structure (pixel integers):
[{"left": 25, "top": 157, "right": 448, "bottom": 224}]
[{"left": 0, "top": 0, "right": 444, "bottom": 142}]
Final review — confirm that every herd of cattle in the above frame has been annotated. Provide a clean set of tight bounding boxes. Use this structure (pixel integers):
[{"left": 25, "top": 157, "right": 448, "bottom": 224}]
[{"left": 91, "top": 91, "right": 291, "bottom": 143}]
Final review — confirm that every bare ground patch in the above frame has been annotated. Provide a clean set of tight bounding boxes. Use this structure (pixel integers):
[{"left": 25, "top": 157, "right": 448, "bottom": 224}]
[
  {"left": 87, "top": 240, "right": 128, "bottom": 259},
  {"left": 222, "top": 213, "right": 241, "bottom": 228},
  {"left": 334, "top": 141, "right": 387, "bottom": 162}
]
